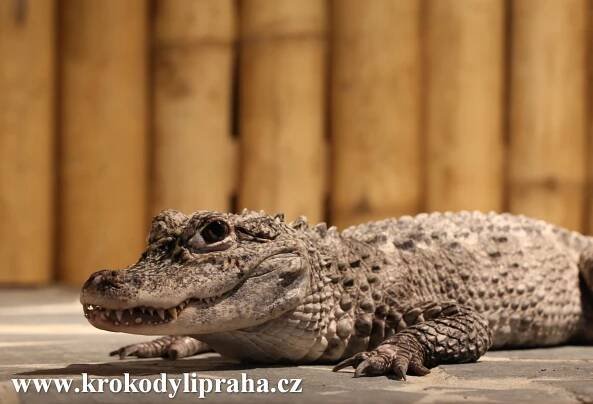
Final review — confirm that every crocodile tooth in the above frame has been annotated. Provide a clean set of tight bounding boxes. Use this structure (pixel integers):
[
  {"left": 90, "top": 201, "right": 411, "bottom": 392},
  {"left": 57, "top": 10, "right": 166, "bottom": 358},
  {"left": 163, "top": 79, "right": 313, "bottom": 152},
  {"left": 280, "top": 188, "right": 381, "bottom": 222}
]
[
  {"left": 140, "top": 307, "right": 146, "bottom": 314},
  {"left": 135, "top": 317, "right": 142, "bottom": 324},
  {"left": 157, "top": 309, "right": 165, "bottom": 320},
  {"left": 148, "top": 308, "right": 154, "bottom": 316},
  {"left": 179, "top": 302, "right": 186, "bottom": 310},
  {"left": 168, "top": 308, "right": 178, "bottom": 320},
  {"left": 116, "top": 310, "right": 123, "bottom": 322},
  {"left": 127, "top": 309, "right": 134, "bottom": 317}
]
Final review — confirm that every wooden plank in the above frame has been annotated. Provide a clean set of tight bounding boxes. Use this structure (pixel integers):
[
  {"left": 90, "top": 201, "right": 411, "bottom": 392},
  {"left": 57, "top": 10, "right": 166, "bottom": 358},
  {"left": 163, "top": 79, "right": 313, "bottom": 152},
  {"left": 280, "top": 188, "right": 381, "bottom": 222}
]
[
  {"left": 425, "top": 0, "right": 504, "bottom": 213},
  {"left": 331, "top": 0, "right": 421, "bottom": 228},
  {"left": 59, "top": 0, "right": 148, "bottom": 285},
  {"left": 0, "top": 0, "right": 54, "bottom": 284},
  {"left": 152, "top": 0, "right": 236, "bottom": 215},
  {"left": 238, "top": 0, "right": 327, "bottom": 223},
  {"left": 590, "top": 3, "right": 593, "bottom": 236},
  {"left": 509, "top": 0, "right": 587, "bottom": 231}
]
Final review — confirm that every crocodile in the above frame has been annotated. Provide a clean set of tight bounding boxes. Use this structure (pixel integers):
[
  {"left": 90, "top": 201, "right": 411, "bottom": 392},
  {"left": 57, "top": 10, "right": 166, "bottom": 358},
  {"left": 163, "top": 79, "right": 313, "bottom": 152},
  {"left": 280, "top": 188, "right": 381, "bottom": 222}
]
[{"left": 80, "top": 209, "right": 593, "bottom": 379}]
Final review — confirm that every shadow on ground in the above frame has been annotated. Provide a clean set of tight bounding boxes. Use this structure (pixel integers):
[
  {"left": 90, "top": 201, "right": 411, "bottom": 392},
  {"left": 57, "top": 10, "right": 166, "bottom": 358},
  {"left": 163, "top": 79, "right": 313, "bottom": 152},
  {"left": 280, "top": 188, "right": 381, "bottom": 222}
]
[{"left": 17, "top": 356, "right": 255, "bottom": 377}]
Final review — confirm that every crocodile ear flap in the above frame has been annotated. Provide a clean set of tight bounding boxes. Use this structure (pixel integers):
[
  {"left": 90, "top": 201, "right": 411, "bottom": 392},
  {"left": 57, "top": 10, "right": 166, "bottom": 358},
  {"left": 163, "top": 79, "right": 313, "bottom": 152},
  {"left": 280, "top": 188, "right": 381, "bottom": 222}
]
[{"left": 290, "top": 216, "right": 309, "bottom": 230}]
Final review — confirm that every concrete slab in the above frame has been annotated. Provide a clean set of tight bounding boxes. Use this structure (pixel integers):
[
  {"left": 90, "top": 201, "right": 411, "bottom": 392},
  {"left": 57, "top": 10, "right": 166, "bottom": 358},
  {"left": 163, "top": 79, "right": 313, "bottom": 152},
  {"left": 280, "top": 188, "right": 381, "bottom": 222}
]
[{"left": 1, "top": 287, "right": 592, "bottom": 403}]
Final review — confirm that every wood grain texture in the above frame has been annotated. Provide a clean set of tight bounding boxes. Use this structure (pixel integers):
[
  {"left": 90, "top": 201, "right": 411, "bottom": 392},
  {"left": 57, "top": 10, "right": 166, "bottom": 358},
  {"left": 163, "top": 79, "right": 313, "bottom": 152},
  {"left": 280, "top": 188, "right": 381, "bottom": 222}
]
[
  {"left": 425, "top": 0, "right": 504, "bottom": 213},
  {"left": 152, "top": 0, "right": 236, "bottom": 215},
  {"left": 509, "top": 0, "right": 587, "bottom": 231},
  {"left": 238, "top": 0, "right": 328, "bottom": 224},
  {"left": 590, "top": 3, "right": 593, "bottom": 236},
  {"left": 331, "top": 0, "right": 421, "bottom": 229},
  {"left": 0, "top": 0, "right": 54, "bottom": 284},
  {"left": 59, "top": 0, "right": 148, "bottom": 285}
]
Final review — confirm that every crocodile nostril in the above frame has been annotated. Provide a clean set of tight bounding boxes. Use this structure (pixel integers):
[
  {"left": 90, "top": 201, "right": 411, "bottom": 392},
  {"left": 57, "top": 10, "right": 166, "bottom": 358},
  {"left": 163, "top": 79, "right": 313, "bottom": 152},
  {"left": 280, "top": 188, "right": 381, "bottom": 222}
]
[
  {"left": 83, "top": 269, "right": 123, "bottom": 291},
  {"left": 92, "top": 274, "right": 102, "bottom": 286},
  {"left": 82, "top": 270, "right": 107, "bottom": 289}
]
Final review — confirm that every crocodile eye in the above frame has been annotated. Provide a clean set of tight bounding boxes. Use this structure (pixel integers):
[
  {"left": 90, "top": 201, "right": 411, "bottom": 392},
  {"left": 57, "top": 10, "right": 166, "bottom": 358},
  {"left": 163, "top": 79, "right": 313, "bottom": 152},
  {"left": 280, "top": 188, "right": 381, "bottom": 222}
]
[{"left": 201, "top": 220, "right": 230, "bottom": 244}]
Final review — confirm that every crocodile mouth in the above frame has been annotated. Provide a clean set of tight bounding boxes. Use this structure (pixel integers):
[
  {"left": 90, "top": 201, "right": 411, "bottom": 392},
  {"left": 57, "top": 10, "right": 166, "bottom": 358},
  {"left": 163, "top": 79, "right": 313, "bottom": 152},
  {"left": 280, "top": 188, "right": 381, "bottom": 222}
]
[
  {"left": 83, "top": 290, "right": 233, "bottom": 327},
  {"left": 82, "top": 251, "right": 301, "bottom": 329}
]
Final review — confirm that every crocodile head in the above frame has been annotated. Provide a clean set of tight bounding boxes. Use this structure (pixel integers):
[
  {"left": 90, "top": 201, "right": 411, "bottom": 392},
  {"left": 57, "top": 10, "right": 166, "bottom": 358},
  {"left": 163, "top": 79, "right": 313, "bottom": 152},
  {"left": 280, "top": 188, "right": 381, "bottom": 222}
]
[{"left": 80, "top": 209, "right": 315, "bottom": 336}]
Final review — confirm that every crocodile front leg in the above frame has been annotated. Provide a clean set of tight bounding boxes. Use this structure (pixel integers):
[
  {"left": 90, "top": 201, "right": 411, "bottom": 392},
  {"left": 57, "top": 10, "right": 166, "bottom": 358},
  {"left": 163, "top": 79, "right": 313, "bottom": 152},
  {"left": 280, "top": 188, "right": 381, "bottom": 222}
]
[
  {"left": 333, "top": 303, "right": 492, "bottom": 379},
  {"left": 110, "top": 336, "right": 211, "bottom": 360}
]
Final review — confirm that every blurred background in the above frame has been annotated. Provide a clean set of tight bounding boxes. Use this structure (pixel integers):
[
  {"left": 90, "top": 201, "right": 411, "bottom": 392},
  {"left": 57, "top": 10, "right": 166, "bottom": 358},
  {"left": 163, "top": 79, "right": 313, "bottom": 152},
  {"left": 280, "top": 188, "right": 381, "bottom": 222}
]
[{"left": 0, "top": 0, "right": 591, "bottom": 286}]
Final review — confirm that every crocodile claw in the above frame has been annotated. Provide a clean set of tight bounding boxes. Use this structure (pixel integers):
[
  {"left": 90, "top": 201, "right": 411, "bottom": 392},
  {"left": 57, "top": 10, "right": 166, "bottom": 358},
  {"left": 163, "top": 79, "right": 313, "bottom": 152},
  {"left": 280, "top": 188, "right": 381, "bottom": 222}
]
[
  {"left": 353, "top": 361, "right": 372, "bottom": 378},
  {"left": 333, "top": 336, "right": 430, "bottom": 380},
  {"left": 332, "top": 352, "right": 369, "bottom": 372}
]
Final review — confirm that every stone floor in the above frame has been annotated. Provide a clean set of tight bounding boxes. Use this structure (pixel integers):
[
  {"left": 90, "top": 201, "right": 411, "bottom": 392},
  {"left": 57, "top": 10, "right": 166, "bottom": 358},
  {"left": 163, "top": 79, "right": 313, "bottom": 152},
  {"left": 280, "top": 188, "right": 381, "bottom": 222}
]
[{"left": 1, "top": 287, "right": 593, "bottom": 403}]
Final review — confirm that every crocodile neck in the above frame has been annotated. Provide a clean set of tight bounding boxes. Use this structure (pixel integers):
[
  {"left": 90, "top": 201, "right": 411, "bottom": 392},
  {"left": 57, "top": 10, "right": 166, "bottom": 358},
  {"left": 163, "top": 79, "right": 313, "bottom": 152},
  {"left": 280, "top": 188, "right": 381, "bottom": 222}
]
[{"left": 199, "top": 234, "right": 413, "bottom": 363}]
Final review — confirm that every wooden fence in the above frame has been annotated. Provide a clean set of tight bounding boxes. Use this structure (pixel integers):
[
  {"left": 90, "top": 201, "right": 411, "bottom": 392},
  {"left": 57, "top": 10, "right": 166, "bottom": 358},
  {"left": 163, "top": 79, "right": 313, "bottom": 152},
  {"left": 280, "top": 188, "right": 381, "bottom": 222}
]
[{"left": 0, "top": 0, "right": 591, "bottom": 286}]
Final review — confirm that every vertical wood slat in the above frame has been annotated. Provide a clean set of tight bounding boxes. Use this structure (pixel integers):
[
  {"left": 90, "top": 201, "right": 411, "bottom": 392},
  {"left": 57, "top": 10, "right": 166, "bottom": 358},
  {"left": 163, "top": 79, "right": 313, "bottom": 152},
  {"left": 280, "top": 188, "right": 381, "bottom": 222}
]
[
  {"left": 152, "top": 0, "right": 236, "bottom": 215},
  {"left": 425, "top": 0, "right": 504, "bottom": 213},
  {"left": 0, "top": 0, "right": 54, "bottom": 284},
  {"left": 331, "top": 0, "right": 421, "bottom": 229},
  {"left": 589, "top": 2, "right": 593, "bottom": 235},
  {"left": 59, "top": 0, "right": 148, "bottom": 285},
  {"left": 509, "top": 0, "right": 587, "bottom": 231},
  {"left": 238, "top": 0, "right": 327, "bottom": 224},
  {"left": 585, "top": 2, "right": 593, "bottom": 236}
]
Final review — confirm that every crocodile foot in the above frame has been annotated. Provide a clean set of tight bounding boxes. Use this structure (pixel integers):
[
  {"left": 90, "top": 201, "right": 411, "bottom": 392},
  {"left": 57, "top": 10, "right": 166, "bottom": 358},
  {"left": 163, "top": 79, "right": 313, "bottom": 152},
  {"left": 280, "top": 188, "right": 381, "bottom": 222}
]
[
  {"left": 110, "top": 336, "right": 210, "bottom": 360},
  {"left": 332, "top": 334, "right": 430, "bottom": 380}
]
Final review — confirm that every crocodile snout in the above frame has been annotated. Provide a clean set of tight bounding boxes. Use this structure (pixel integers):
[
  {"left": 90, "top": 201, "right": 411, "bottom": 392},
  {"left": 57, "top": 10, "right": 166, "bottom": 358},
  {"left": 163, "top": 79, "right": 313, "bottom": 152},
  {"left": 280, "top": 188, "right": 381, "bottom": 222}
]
[
  {"left": 80, "top": 269, "right": 136, "bottom": 309},
  {"left": 82, "top": 269, "right": 124, "bottom": 292}
]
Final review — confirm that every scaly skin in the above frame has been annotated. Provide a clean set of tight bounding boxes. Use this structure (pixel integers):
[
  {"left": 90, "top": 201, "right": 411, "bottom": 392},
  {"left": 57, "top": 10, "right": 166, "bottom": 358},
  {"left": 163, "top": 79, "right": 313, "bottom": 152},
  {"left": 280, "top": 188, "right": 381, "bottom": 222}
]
[{"left": 80, "top": 210, "right": 593, "bottom": 379}]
